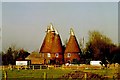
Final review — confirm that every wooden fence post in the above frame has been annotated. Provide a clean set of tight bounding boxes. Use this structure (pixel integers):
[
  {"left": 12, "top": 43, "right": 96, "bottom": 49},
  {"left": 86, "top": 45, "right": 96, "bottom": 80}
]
[
  {"left": 3, "top": 71, "right": 7, "bottom": 79},
  {"left": 47, "top": 65, "right": 49, "bottom": 70},
  {"left": 61, "top": 65, "right": 64, "bottom": 70},
  {"left": 55, "top": 65, "right": 56, "bottom": 69},
  {"left": 84, "top": 73, "right": 87, "bottom": 80},
  {"left": 77, "top": 65, "right": 78, "bottom": 69},
  {"left": 10, "top": 65, "right": 12, "bottom": 70},
  {"left": 44, "top": 72, "right": 47, "bottom": 80},
  {"left": 25, "top": 66, "right": 27, "bottom": 70},
  {"left": 17, "top": 66, "right": 19, "bottom": 70},
  {"left": 39, "top": 65, "right": 41, "bottom": 69},
  {"left": 33, "top": 65, "right": 34, "bottom": 70},
  {"left": 3, "top": 66, "right": 4, "bottom": 70}
]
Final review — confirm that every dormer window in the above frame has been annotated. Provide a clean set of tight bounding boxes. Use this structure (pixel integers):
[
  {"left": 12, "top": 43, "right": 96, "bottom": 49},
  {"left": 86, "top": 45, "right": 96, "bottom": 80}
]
[
  {"left": 55, "top": 53, "right": 59, "bottom": 58},
  {"left": 67, "top": 53, "right": 71, "bottom": 58}
]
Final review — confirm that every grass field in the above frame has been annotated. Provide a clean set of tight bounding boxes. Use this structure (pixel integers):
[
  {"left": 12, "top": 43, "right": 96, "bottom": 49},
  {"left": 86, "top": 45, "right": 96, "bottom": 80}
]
[
  {"left": 2, "top": 69, "right": 74, "bottom": 79},
  {"left": 2, "top": 65, "right": 119, "bottom": 79}
]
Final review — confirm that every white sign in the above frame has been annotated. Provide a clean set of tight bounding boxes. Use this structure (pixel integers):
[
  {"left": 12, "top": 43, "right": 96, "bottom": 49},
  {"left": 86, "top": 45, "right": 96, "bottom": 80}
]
[
  {"left": 90, "top": 61, "right": 102, "bottom": 66},
  {"left": 16, "top": 61, "right": 27, "bottom": 65}
]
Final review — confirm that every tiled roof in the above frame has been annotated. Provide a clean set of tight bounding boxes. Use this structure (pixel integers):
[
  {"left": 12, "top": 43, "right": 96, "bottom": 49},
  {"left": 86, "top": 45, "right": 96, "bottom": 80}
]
[
  {"left": 65, "top": 29, "right": 81, "bottom": 53},
  {"left": 25, "top": 53, "right": 44, "bottom": 64},
  {"left": 51, "top": 33, "right": 63, "bottom": 53},
  {"left": 40, "top": 32, "right": 55, "bottom": 53}
]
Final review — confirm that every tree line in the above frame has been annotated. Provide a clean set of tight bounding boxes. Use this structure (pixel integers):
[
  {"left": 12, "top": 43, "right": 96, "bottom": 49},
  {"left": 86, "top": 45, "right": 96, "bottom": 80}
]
[
  {"left": 1, "top": 48, "right": 30, "bottom": 65},
  {"left": 80, "top": 31, "right": 120, "bottom": 64}
]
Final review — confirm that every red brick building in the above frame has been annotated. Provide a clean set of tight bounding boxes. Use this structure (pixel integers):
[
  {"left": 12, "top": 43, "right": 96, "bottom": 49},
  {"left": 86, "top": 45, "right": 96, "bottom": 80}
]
[
  {"left": 64, "top": 28, "right": 81, "bottom": 64},
  {"left": 50, "top": 29, "right": 64, "bottom": 64},
  {"left": 39, "top": 23, "right": 63, "bottom": 64},
  {"left": 26, "top": 24, "right": 81, "bottom": 65}
]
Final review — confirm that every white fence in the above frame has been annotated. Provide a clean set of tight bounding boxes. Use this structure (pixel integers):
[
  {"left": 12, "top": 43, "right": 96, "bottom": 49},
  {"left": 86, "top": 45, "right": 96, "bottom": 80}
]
[{"left": 1, "top": 63, "right": 119, "bottom": 71}]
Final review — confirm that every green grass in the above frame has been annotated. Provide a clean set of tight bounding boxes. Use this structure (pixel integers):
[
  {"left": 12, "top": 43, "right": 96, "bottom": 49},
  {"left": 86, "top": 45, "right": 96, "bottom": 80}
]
[
  {"left": 2, "top": 67, "right": 118, "bottom": 79},
  {"left": 2, "top": 69, "right": 74, "bottom": 78}
]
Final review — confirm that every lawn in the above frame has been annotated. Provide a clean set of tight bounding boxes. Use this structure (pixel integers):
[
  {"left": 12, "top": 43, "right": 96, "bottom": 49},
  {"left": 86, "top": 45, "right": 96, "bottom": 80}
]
[
  {"left": 2, "top": 68, "right": 74, "bottom": 79},
  {"left": 2, "top": 66, "right": 119, "bottom": 79}
]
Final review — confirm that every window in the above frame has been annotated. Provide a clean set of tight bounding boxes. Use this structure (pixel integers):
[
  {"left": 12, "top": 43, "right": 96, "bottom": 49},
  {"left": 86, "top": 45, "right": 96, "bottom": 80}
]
[
  {"left": 67, "top": 53, "right": 71, "bottom": 58},
  {"left": 55, "top": 53, "right": 59, "bottom": 58},
  {"left": 47, "top": 53, "right": 51, "bottom": 57},
  {"left": 78, "top": 53, "right": 81, "bottom": 55},
  {"left": 42, "top": 54, "right": 44, "bottom": 57}
]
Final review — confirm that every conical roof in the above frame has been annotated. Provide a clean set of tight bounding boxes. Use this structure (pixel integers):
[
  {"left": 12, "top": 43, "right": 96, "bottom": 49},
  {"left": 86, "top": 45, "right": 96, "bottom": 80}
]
[
  {"left": 65, "top": 28, "right": 81, "bottom": 53},
  {"left": 40, "top": 23, "right": 55, "bottom": 53},
  {"left": 51, "top": 29, "right": 63, "bottom": 53}
]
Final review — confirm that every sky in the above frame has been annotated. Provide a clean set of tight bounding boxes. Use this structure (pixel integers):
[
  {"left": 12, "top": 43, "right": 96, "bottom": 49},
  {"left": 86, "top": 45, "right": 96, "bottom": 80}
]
[
  {"left": 2, "top": 2, "right": 118, "bottom": 52},
  {"left": 0, "top": 2, "right": 2, "bottom": 52}
]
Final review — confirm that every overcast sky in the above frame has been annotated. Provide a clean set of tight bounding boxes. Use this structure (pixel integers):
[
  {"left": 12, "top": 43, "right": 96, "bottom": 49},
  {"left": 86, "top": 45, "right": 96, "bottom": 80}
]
[{"left": 2, "top": 2, "right": 118, "bottom": 52}]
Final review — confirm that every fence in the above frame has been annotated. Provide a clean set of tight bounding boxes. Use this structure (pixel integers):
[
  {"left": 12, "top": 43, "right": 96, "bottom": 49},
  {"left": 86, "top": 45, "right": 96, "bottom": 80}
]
[
  {"left": 2, "top": 63, "right": 118, "bottom": 71},
  {"left": 1, "top": 64, "right": 120, "bottom": 79},
  {"left": 1, "top": 65, "right": 63, "bottom": 71}
]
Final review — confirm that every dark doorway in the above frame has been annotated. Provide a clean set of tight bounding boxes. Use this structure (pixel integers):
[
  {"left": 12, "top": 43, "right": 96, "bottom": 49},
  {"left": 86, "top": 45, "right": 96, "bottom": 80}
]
[
  {"left": 72, "top": 59, "right": 78, "bottom": 64},
  {"left": 50, "top": 59, "right": 56, "bottom": 65},
  {"left": 67, "top": 60, "right": 71, "bottom": 64}
]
